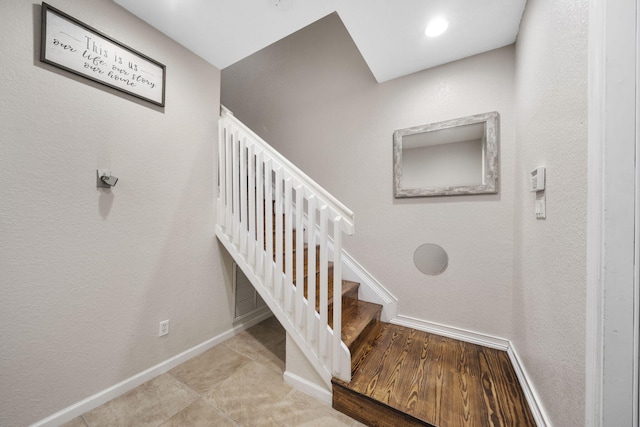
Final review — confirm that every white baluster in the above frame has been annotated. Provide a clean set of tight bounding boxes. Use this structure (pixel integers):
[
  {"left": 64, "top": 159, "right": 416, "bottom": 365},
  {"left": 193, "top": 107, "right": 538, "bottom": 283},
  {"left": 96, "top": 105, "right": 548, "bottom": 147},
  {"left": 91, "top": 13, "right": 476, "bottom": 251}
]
[
  {"left": 284, "top": 177, "right": 294, "bottom": 316},
  {"left": 274, "top": 168, "right": 283, "bottom": 303},
  {"left": 332, "top": 215, "right": 343, "bottom": 376},
  {"left": 224, "top": 124, "right": 233, "bottom": 234},
  {"left": 295, "top": 186, "right": 305, "bottom": 329},
  {"left": 231, "top": 130, "right": 240, "bottom": 246},
  {"left": 306, "top": 196, "right": 317, "bottom": 346},
  {"left": 318, "top": 205, "right": 329, "bottom": 360},
  {"left": 247, "top": 143, "right": 256, "bottom": 267},
  {"left": 264, "top": 160, "right": 273, "bottom": 292},
  {"left": 255, "top": 151, "right": 265, "bottom": 277},
  {"left": 239, "top": 136, "right": 248, "bottom": 255}
]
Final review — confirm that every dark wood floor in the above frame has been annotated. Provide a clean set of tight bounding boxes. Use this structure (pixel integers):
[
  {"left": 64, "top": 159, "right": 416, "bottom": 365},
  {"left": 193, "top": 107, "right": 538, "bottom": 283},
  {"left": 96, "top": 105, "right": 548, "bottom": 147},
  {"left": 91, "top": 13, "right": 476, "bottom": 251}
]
[{"left": 333, "top": 323, "right": 536, "bottom": 427}]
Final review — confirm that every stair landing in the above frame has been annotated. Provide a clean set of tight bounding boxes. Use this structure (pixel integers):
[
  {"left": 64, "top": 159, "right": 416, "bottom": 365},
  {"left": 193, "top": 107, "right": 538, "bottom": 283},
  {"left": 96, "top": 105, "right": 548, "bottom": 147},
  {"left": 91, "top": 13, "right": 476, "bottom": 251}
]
[
  {"left": 268, "top": 208, "right": 535, "bottom": 426},
  {"left": 332, "top": 323, "right": 536, "bottom": 427}
]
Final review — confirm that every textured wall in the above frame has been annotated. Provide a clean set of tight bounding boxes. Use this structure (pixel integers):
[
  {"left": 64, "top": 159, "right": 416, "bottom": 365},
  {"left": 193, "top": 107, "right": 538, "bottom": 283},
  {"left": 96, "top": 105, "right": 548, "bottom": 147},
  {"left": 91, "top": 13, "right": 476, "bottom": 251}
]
[
  {"left": 222, "top": 14, "right": 516, "bottom": 341},
  {"left": 512, "top": 0, "right": 588, "bottom": 425},
  {"left": 0, "top": 1, "right": 226, "bottom": 425},
  {"left": 222, "top": 10, "right": 590, "bottom": 423}
]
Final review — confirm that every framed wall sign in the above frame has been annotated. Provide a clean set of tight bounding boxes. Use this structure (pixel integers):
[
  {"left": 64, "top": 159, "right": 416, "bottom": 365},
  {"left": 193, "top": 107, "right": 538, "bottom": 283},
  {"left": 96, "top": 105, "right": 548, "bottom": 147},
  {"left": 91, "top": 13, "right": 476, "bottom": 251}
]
[{"left": 40, "top": 2, "right": 166, "bottom": 107}]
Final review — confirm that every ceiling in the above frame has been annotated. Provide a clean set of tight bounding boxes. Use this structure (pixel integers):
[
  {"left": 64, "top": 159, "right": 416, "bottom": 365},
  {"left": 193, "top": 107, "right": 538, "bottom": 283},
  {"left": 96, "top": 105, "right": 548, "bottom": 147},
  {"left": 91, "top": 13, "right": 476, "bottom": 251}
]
[{"left": 113, "top": 0, "right": 527, "bottom": 83}]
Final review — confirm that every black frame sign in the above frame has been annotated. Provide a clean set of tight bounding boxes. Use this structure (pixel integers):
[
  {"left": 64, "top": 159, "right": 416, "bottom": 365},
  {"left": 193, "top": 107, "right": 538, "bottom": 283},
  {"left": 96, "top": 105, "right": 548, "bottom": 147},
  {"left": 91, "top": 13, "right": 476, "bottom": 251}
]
[{"left": 40, "top": 3, "right": 166, "bottom": 107}]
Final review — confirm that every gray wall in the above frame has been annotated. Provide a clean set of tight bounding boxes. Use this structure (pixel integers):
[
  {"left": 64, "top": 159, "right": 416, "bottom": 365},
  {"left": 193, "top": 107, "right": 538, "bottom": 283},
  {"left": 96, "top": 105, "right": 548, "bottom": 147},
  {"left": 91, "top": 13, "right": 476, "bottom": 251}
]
[
  {"left": 222, "top": 13, "right": 517, "bottom": 343},
  {"left": 0, "top": 1, "right": 227, "bottom": 425},
  {"left": 222, "top": 7, "right": 588, "bottom": 425},
  {"left": 513, "top": 0, "right": 588, "bottom": 425}
]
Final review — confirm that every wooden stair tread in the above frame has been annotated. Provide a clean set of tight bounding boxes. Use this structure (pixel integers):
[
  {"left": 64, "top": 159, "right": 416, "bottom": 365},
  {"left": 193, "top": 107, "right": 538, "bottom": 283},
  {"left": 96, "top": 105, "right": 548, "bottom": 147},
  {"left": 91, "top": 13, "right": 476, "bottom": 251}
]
[
  {"left": 332, "top": 323, "right": 537, "bottom": 427},
  {"left": 340, "top": 280, "right": 360, "bottom": 300},
  {"left": 335, "top": 299, "right": 381, "bottom": 350}
]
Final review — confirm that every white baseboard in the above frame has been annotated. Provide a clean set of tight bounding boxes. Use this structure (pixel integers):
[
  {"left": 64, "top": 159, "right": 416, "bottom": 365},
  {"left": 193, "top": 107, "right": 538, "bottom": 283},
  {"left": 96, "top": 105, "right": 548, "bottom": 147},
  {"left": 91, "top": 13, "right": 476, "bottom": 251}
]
[
  {"left": 31, "top": 311, "right": 273, "bottom": 427},
  {"left": 507, "top": 345, "right": 550, "bottom": 427},
  {"left": 283, "top": 371, "right": 333, "bottom": 406},
  {"left": 390, "top": 314, "right": 510, "bottom": 350},
  {"left": 390, "top": 314, "right": 549, "bottom": 426}
]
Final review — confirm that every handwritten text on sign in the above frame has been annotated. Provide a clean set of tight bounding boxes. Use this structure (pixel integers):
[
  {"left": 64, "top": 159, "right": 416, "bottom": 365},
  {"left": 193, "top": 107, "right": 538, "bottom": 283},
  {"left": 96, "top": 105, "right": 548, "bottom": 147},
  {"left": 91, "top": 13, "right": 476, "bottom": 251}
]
[{"left": 42, "top": 4, "right": 165, "bottom": 106}]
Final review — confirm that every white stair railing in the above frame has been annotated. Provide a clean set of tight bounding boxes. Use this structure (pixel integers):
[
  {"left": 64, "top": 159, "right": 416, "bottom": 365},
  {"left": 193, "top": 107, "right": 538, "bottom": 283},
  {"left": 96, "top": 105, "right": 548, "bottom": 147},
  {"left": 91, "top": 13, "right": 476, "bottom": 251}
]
[{"left": 216, "top": 106, "right": 354, "bottom": 386}]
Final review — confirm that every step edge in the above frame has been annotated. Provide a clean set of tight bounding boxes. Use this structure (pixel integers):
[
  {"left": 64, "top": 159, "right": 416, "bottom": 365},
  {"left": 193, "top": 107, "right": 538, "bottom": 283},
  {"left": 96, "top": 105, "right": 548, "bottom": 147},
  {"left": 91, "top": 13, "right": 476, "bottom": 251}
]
[
  {"left": 331, "top": 380, "right": 435, "bottom": 427},
  {"left": 341, "top": 302, "right": 382, "bottom": 348}
]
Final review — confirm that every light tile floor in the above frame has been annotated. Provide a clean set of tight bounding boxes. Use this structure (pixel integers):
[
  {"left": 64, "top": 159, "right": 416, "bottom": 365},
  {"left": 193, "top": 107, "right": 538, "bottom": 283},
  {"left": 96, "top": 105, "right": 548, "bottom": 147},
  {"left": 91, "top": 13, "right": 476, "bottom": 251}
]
[{"left": 62, "top": 317, "right": 363, "bottom": 426}]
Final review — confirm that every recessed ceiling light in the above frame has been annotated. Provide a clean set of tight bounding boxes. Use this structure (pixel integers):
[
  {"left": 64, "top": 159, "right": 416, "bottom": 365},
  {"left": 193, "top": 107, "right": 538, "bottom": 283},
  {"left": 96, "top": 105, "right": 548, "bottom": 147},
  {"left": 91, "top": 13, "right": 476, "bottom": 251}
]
[{"left": 425, "top": 17, "right": 449, "bottom": 37}]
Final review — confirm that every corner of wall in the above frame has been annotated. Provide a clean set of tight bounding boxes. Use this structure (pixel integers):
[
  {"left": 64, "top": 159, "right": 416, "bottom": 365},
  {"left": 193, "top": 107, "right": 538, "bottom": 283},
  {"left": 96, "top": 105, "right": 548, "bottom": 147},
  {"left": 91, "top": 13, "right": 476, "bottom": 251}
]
[
  {"left": 30, "top": 312, "right": 272, "bottom": 427},
  {"left": 506, "top": 343, "right": 551, "bottom": 427}
]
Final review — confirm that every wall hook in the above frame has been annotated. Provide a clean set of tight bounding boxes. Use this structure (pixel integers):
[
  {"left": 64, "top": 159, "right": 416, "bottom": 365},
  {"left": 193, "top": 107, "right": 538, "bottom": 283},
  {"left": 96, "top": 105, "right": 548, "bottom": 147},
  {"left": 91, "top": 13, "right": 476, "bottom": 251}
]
[{"left": 97, "top": 169, "right": 118, "bottom": 188}]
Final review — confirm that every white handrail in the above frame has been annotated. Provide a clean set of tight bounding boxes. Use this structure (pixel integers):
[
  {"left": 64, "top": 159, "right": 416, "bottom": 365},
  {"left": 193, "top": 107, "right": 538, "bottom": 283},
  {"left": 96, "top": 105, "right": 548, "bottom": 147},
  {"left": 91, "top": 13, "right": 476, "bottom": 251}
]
[
  {"left": 220, "top": 106, "right": 354, "bottom": 234},
  {"left": 216, "top": 106, "right": 353, "bottom": 385}
]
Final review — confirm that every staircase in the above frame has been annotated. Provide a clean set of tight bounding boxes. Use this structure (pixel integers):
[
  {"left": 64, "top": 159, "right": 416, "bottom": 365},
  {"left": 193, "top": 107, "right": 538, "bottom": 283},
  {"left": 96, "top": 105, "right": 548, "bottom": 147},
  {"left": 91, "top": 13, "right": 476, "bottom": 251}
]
[
  {"left": 216, "top": 108, "right": 537, "bottom": 426},
  {"left": 283, "top": 230, "right": 536, "bottom": 426},
  {"left": 216, "top": 106, "right": 354, "bottom": 385}
]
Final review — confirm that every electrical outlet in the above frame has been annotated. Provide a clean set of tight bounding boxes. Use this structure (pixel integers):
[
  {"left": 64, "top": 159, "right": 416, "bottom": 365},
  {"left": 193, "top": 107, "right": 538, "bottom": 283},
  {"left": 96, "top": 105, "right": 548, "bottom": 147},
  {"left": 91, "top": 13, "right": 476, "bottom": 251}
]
[{"left": 159, "top": 320, "right": 169, "bottom": 337}]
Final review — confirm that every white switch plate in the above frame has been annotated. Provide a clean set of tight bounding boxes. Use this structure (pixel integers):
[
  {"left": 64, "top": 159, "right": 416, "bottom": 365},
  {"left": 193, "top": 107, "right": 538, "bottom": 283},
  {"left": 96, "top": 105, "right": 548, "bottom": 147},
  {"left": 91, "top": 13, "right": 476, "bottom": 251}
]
[{"left": 535, "top": 198, "right": 546, "bottom": 219}]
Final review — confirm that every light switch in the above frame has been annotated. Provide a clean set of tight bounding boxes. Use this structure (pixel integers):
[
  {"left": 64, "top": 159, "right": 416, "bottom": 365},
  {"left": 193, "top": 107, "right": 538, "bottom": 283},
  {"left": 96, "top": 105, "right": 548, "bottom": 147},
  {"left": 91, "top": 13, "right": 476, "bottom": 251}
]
[{"left": 535, "top": 197, "right": 546, "bottom": 219}]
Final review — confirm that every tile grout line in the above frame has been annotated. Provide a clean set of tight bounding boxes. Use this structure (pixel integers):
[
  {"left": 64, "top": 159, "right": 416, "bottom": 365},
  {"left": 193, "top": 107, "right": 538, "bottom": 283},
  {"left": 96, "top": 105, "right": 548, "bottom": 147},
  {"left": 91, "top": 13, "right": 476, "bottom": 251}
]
[
  {"left": 162, "top": 349, "right": 275, "bottom": 426},
  {"left": 197, "top": 396, "right": 242, "bottom": 426}
]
